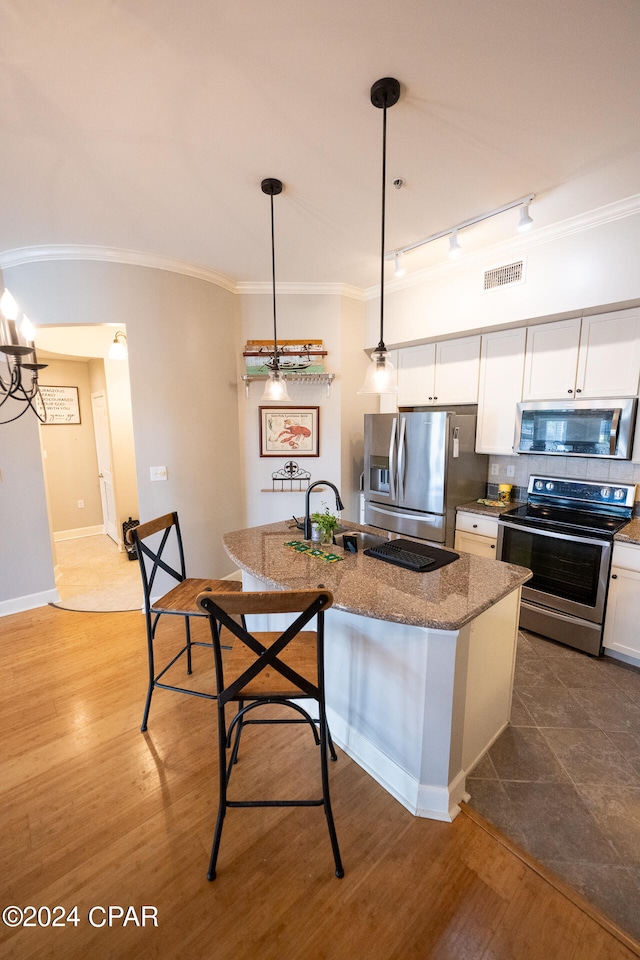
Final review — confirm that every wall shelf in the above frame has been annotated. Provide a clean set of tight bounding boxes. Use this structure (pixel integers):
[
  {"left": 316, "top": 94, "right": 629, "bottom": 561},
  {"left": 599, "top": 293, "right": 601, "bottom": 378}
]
[{"left": 242, "top": 372, "right": 335, "bottom": 398}]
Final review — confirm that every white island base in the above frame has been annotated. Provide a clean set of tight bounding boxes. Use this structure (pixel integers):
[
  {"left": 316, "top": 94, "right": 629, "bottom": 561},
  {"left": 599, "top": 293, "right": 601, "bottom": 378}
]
[{"left": 241, "top": 570, "right": 521, "bottom": 823}]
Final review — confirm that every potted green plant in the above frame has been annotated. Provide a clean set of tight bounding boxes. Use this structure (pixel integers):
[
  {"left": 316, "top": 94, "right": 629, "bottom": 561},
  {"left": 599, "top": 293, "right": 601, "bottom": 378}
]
[{"left": 310, "top": 506, "right": 339, "bottom": 545}]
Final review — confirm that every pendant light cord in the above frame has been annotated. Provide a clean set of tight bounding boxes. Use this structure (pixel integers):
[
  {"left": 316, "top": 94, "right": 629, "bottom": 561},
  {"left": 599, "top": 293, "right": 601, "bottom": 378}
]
[
  {"left": 377, "top": 96, "right": 388, "bottom": 354},
  {"left": 269, "top": 192, "right": 279, "bottom": 374}
]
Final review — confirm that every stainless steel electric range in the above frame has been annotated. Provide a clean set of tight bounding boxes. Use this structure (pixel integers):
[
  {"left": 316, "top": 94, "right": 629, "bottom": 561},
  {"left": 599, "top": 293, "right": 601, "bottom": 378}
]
[{"left": 497, "top": 475, "right": 636, "bottom": 656}]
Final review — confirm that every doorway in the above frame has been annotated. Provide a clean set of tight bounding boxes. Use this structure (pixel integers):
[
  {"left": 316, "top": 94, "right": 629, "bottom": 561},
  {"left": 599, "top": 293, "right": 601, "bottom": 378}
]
[{"left": 36, "top": 323, "right": 139, "bottom": 605}]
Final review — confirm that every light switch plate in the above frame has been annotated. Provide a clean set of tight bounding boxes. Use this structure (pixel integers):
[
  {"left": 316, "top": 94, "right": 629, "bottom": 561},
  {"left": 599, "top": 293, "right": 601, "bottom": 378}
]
[{"left": 150, "top": 465, "right": 168, "bottom": 482}]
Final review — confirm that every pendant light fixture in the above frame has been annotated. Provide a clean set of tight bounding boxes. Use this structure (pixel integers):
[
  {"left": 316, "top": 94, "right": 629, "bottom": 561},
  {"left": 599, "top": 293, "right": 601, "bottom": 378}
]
[
  {"left": 0, "top": 288, "right": 48, "bottom": 424},
  {"left": 260, "top": 177, "right": 291, "bottom": 403},
  {"left": 358, "top": 77, "right": 401, "bottom": 395}
]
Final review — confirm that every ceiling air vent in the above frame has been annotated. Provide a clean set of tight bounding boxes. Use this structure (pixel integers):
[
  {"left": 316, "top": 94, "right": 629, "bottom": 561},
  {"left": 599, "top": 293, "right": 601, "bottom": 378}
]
[{"left": 483, "top": 260, "right": 525, "bottom": 291}]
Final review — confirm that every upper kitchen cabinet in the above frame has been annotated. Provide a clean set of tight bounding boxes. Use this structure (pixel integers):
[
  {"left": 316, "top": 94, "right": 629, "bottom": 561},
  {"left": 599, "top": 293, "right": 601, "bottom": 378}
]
[
  {"left": 522, "top": 309, "right": 640, "bottom": 401},
  {"left": 476, "top": 327, "right": 526, "bottom": 454},
  {"left": 397, "top": 336, "right": 481, "bottom": 407}
]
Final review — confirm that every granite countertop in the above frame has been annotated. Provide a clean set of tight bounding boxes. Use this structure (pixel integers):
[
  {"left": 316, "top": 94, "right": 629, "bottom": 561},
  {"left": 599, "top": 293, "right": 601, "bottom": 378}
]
[
  {"left": 615, "top": 518, "right": 640, "bottom": 545},
  {"left": 456, "top": 499, "right": 526, "bottom": 519},
  {"left": 223, "top": 520, "right": 532, "bottom": 632}
]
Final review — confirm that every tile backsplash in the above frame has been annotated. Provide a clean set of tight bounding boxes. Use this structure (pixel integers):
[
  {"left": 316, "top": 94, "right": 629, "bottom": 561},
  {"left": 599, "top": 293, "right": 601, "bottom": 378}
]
[{"left": 486, "top": 454, "right": 640, "bottom": 512}]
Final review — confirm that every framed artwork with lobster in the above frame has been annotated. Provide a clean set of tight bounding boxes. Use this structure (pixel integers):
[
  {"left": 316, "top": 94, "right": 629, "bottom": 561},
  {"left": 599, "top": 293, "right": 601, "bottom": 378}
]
[{"left": 259, "top": 406, "right": 319, "bottom": 457}]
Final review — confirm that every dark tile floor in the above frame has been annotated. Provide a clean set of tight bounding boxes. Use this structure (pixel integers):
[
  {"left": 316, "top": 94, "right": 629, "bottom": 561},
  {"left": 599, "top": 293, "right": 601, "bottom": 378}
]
[{"left": 467, "top": 629, "right": 640, "bottom": 944}]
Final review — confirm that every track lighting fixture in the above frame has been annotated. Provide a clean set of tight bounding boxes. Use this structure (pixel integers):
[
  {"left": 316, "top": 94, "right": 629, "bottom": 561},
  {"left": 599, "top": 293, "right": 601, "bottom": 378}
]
[
  {"left": 518, "top": 202, "right": 534, "bottom": 232},
  {"left": 386, "top": 193, "right": 535, "bottom": 273},
  {"left": 358, "top": 77, "right": 401, "bottom": 396},
  {"left": 394, "top": 253, "right": 406, "bottom": 278}
]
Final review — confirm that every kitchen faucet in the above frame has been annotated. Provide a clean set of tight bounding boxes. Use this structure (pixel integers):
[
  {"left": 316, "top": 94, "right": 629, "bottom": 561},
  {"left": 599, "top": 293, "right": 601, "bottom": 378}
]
[{"left": 304, "top": 480, "right": 345, "bottom": 540}]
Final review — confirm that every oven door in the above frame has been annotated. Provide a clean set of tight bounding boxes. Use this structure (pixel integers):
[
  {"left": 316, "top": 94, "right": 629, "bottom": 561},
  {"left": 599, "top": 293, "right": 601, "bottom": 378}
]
[{"left": 497, "top": 520, "right": 612, "bottom": 624}]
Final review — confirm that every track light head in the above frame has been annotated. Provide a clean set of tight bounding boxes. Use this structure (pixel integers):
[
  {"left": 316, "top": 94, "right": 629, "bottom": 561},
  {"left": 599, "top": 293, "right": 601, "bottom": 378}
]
[
  {"left": 394, "top": 253, "right": 406, "bottom": 278},
  {"left": 518, "top": 202, "right": 534, "bottom": 232},
  {"left": 448, "top": 230, "right": 462, "bottom": 258}
]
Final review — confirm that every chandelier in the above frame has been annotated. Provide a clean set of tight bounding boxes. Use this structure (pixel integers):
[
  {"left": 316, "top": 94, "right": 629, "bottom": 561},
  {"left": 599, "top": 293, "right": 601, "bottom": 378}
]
[{"left": 0, "top": 289, "right": 48, "bottom": 424}]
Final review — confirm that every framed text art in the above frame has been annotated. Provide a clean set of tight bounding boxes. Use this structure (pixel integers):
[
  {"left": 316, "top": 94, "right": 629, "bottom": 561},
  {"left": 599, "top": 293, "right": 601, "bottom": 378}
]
[
  {"left": 259, "top": 406, "right": 319, "bottom": 457},
  {"left": 35, "top": 385, "right": 81, "bottom": 424}
]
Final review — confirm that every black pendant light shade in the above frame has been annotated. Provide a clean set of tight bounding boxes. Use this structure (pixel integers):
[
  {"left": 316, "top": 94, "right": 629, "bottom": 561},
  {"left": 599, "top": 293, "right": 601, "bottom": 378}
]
[
  {"left": 358, "top": 77, "right": 401, "bottom": 395},
  {"left": 260, "top": 177, "right": 290, "bottom": 402}
]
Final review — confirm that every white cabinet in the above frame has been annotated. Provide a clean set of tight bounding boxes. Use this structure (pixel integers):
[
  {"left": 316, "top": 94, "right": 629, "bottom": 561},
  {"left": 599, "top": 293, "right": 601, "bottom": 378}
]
[
  {"left": 454, "top": 512, "right": 498, "bottom": 559},
  {"left": 397, "top": 336, "right": 481, "bottom": 407},
  {"left": 603, "top": 542, "right": 640, "bottom": 665},
  {"left": 522, "top": 309, "right": 640, "bottom": 401},
  {"left": 476, "top": 327, "right": 526, "bottom": 454}
]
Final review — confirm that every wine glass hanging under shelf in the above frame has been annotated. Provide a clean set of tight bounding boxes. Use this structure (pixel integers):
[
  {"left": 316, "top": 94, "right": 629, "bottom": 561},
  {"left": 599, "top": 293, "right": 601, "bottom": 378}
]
[{"left": 242, "top": 371, "right": 335, "bottom": 398}]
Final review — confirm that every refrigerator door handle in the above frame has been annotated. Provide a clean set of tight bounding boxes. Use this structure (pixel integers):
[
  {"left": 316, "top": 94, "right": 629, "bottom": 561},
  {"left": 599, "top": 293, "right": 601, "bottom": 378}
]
[
  {"left": 397, "top": 416, "right": 407, "bottom": 500},
  {"left": 389, "top": 417, "right": 397, "bottom": 500},
  {"left": 367, "top": 504, "right": 439, "bottom": 524}
]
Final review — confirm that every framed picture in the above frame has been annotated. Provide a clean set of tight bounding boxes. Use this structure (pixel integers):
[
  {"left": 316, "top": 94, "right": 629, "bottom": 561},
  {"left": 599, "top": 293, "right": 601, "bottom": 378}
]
[
  {"left": 259, "top": 406, "right": 319, "bottom": 457},
  {"left": 35, "top": 385, "right": 81, "bottom": 424}
]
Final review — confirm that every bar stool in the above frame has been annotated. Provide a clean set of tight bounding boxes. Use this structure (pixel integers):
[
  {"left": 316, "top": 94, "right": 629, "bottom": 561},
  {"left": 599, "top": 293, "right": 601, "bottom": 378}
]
[
  {"left": 128, "top": 512, "right": 239, "bottom": 731},
  {"left": 197, "top": 587, "right": 344, "bottom": 881}
]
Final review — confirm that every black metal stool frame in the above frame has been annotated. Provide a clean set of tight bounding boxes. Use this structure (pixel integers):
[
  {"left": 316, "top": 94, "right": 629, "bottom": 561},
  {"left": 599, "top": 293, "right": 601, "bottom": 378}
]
[{"left": 198, "top": 589, "right": 344, "bottom": 881}]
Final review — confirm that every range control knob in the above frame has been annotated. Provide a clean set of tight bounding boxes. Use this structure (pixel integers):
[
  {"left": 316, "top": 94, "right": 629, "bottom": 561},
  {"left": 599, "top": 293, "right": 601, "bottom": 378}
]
[
  {"left": 545, "top": 481, "right": 555, "bottom": 491},
  {"left": 600, "top": 487, "right": 611, "bottom": 499},
  {"left": 614, "top": 488, "right": 626, "bottom": 500},
  {"left": 534, "top": 480, "right": 544, "bottom": 491}
]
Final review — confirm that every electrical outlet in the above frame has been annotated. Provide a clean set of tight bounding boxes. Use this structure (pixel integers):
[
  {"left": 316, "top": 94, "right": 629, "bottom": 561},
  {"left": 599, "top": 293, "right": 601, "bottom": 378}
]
[
  {"left": 150, "top": 465, "right": 168, "bottom": 482},
  {"left": 490, "top": 463, "right": 499, "bottom": 477},
  {"left": 78, "top": 499, "right": 84, "bottom": 508},
  {"left": 506, "top": 465, "right": 515, "bottom": 478}
]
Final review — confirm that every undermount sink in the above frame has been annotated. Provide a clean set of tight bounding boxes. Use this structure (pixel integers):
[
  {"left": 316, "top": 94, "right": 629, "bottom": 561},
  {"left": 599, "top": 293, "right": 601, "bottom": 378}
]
[{"left": 332, "top": 530, "right": 389, "bottom": 552}]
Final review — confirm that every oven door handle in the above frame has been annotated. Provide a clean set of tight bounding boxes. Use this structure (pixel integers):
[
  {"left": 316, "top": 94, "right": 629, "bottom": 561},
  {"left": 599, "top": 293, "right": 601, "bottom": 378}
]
[
  {"left": 609, "top": 408, "right": 621, "bottom": 456},
  {"left": 498, "top": 520, "right": 610, "bottom": 549}
]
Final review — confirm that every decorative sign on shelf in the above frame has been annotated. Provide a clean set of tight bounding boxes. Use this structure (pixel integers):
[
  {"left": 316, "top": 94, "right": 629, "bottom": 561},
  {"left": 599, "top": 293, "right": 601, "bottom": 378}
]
[
  {"left": 243, "top": 339, "right": 326, "bottom": 376},
  {"left": 271, "top": 460, "right": 311, "bottom": 491},
  {"left": 35, "top": 385, "right": 81, "bottom": 424}
]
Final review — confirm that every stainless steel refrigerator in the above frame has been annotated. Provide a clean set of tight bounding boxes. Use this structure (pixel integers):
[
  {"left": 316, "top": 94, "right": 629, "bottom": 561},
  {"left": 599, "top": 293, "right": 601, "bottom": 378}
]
[{"left": 363, "top": 408, "right": 488, "bottom": 546}]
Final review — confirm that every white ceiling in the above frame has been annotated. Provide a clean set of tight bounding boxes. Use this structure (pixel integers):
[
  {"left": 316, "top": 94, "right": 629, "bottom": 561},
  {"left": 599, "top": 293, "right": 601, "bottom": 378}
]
[{"left": 2, "top": 0, "right": 640, "bottom": 289}]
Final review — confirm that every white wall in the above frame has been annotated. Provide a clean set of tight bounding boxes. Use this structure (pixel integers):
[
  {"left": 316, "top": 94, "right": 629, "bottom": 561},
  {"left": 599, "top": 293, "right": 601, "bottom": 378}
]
[
  {"left": 236, "top": 291, "right": 373, "bottom": 530},
  {"left": 367, "top": 202, "right": 640, "bottom": 349}
]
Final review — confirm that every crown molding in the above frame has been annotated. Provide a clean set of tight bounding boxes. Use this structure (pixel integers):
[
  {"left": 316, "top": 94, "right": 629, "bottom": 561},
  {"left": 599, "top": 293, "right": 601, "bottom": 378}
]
[
  {"left": 0, "top": 245, "right": 238, "bottom": 292},
  {"left": 364, "top": 193, "right": 640, "bottom": 300},
  {"left": 235, "top": 280, "right": 363, "bottom": 300},
  {"left": 0, "top": 244, "right": 364, "bottom": 300}
]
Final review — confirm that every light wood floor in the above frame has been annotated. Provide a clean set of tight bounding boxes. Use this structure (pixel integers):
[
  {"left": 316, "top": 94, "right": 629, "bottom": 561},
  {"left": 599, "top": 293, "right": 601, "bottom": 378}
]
[{"left": 1, "top": 604, "right": 639, "bottom": 960}]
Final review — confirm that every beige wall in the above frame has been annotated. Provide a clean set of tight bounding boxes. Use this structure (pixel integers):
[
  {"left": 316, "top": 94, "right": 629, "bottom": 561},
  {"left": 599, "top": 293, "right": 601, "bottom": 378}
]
[
  {"left": 1, "top": 260, "right": 244, "bottom": 609},
  {"left": 39, "top": 358, "right": 103, "bottom": 534}
]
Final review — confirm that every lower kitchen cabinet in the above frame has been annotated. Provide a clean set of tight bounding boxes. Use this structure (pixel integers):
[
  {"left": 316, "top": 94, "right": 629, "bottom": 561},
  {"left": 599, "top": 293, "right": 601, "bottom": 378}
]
[
  {"left": 603, "top": 542, "right": 640, "bottom": 665},
  {"left": 454, "top": 512, "right": 498, "bottom": 559}
]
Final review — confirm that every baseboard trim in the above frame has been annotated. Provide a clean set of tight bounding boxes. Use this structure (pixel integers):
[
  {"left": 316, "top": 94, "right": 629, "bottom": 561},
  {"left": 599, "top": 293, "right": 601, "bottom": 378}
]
[
  {"left": 54, "top": 525, "right": 105, "bottom": 542},
  {"left": 0, "top": 589, "right": 60, "bottom": 617}
]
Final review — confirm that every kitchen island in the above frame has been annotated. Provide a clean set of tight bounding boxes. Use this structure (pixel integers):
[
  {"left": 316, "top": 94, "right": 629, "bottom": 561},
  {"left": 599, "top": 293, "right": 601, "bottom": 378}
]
[{"left": 223, "top": 520, "right": 532, "bottom": 822}]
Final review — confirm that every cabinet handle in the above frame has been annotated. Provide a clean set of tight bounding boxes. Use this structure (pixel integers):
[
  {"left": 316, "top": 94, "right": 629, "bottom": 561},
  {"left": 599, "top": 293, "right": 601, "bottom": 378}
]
[
  {"left": 576, "top": 388, "right": 582, "bottom": 394},
  {"left": 473, "top": 523, "right": 478, "bottom": 528},
  {"left": 611, "top": 574, "right": 618, "bottom": 579},
  {"left": 567, "top": 389, "right": 573, "bottom": 394}
]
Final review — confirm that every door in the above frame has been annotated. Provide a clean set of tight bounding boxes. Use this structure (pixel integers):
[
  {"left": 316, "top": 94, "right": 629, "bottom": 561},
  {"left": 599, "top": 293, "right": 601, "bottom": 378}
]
[
  {"left": 91, "top": 392, "right": 118, "bottom": 543},
  {"left": 398, "top": 412, "right": 447, "bottom": 514},
  {"left": 364, "top": 414, "right": 399, "bottom": 506}
]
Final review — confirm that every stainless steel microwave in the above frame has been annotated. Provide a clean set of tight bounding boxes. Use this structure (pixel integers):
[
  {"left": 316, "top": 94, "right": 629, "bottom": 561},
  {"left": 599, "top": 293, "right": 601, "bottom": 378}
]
[{"left": 515, "top": 398, "right": 637, "bottom": 459}]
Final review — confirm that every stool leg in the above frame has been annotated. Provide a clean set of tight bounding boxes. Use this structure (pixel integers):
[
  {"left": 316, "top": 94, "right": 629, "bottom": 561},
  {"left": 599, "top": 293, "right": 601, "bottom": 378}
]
[
  {"left": 185, "top": 616, "right": 193, "bottom": 674},
  {"left": 319, "top": 706, "right": 344, "bottom": 879},
  {"left": 208, "top": 701, "right": 229, "bottom": 881},
  {"left": 140, "top": 613, "right": 157, "bottom": 732}
]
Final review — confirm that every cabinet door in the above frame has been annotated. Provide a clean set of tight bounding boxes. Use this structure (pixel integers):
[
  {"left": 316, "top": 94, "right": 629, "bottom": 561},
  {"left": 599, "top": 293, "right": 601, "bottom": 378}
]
[
  {"left": 476, "top": 327, "right": 526, "bottom": 454},
  {"left": 522, "top": 318, "right": 581, "bottom": 400},
  {"left": 576, "top": 309, "right": 640, "bottom": 398},
  {"left": 397, "top": 344, "right": 436, "bottom": 406},
  {"left": 603, "top": 564, "right": 640, "bottom": 661},
  {"left": 454, "top": 529, "right": 497, "bottom": 559},
  {"left": 434, "top": 335, "right": 481, "bottom": 404}
]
